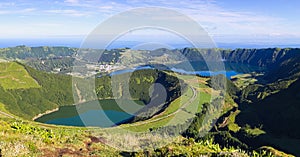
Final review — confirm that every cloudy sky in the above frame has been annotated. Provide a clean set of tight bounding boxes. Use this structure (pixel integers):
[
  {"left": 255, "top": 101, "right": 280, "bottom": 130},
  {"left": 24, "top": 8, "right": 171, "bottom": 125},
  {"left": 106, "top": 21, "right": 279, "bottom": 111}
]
[{"left": 0, "top": 0, "right": 299, "bottom": 47}]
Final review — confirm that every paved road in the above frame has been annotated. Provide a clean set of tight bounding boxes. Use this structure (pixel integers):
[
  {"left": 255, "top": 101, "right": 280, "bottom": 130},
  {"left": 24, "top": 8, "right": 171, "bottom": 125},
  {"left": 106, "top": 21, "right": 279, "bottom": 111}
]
[{"left": 123, "top": 86, "right": 197, "bottom": 127}]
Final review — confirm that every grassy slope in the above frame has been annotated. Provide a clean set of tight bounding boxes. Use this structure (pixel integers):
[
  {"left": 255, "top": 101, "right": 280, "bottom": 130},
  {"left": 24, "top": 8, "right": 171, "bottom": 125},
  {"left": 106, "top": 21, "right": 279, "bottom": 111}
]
[
  {"left": 0, "top": 62, "right": 74, "bottom": 119},
  {"left": 0, "top": 102, "right": 8, "bottom": 113},
  {"left": 0, "top": 117, "right": 263, "bottom": 157},
  {"left": 235, "top": 78, "right": 300, "bottom": 156},
  {"left": 0, "top": 118, "right": 121, "bottom": 156},
  {"left": 0, "top": 62, "right": 40, "bottom": 89},
  {"left": 119, "top": 74, "right": 213, "bottom": 132}
]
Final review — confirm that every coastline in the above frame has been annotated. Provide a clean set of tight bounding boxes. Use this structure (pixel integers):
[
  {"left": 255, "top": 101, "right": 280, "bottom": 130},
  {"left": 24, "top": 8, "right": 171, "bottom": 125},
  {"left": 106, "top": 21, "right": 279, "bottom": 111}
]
[{"left": 32, "top": 108, "right": 59, "bottom": 121}]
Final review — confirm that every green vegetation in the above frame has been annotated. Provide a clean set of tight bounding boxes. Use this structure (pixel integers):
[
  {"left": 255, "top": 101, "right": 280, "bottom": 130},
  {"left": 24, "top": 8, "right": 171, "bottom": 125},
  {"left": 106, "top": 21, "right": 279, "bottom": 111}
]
[
  {"left": 119, "top": 74, "right": 215, "bottom": 133},
  {"left": 242, "top": 124, "right": 265, "bottom": 137},
  {"left": 0, "top": 118, "right": 121, "bottom": 156},
  {"left": 95, "top": 69, "right": 183, "bottom": 103},
  {"left": 1, "top": 117, "right": 291, "bottom": 157},
  {"left": 233, "top": 79, "right": 300, "bottom": 155},
  {"left": 0, "top": 62, "right": 183, "bottom": 124},
  {"left": 94, "top": 69, "right": 185, "bottom": 123},
  {"left": 26, "top": 57, "right": 75, "bottom": 73},
  {"left": 231, "top": 73, "right": 259, "bottom": 89},
  {"left": 0, "top": 63, "right": 74, "bottom": 119},
  {"left": 240, "top": 78, "right": 297, "bottom": 103},
  {"left": 0, "top": 46, "right": 76, "bottom": 59},
  {"left": 217, "top": 109, "right": 241, "bottom": 133},
  {"left": 159, "top": 86, "right": 194, "bottom": 116},
  {"left": 0, "top": 62, "right": 40, "bottom": 89},
  {"left": 1, "top": 46, "right": 300, "bottom": 156},
  {"left": 207, "top": 74, "right": 240, "bottom": 99},
  {"left": 0, "top": 102, "right": 9, "bottom": 113}
]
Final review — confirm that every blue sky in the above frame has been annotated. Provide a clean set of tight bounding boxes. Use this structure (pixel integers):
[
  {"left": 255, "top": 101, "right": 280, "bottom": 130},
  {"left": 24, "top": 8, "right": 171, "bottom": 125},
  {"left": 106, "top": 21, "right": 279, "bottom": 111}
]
[{"left": 0, "top": 0, "right": 300, "bottom": 47}]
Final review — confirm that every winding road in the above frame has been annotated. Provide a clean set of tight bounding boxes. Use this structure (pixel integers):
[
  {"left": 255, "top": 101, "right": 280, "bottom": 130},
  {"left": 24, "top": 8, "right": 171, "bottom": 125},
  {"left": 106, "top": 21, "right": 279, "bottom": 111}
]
[{"left": 122, "top": 86, "right": 198, "bottom": 127}]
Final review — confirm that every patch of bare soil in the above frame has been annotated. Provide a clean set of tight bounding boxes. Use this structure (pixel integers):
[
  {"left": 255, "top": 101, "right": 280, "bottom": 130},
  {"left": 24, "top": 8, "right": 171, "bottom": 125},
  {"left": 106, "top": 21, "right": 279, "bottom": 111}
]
[{"left": 41, "top": 136, "right": 107, "bottom": 156}]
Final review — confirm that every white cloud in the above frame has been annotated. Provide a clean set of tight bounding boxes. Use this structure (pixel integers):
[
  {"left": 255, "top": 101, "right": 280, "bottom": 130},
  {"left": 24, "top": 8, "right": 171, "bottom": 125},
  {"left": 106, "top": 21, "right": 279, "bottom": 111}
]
[
  {"left": 158, "top": 1, "right": 285, "bottom": 36},
  {"left": 45, "top": 9, "right": 92, "bottom": 17},
  {"left": 64, "top": 0, "right": 79, "bottom": 5},
  {"left": 0, "top": 8, "right": 36, "bottom": 15},
  {"left": 0, "top": 2, "right": 15, "bottom": 8},
  {"left": 62, "top": 0, "right": 286, "bottom": 36}
]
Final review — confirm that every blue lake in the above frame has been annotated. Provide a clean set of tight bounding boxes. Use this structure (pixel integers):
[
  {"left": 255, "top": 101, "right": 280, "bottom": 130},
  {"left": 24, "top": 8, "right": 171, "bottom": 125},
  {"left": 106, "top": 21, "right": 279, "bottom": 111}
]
[
  {"left": 108, "top": 63, "right": 245, "bottom": 79},
  {"left": 35, "top": 99, "right": 141, "bottom": 127},
  {"left": 169, "top": 61, "right": 265, "bottom": 79},
  {"left": 45, "top": 110, "right": 133, "bottom": 127},
  {"left": 170, "top": 68, "right": 239, "bottom": 79}
]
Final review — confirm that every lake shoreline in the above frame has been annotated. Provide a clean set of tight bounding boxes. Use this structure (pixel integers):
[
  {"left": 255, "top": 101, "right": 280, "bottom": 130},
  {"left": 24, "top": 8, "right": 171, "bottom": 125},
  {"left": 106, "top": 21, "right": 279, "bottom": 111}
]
[
  {"left": 32, "top": 108, "right": 59, "bottom": 121},
  {"left": 34, "top": 99, "right": 145, "bottom": 127}
]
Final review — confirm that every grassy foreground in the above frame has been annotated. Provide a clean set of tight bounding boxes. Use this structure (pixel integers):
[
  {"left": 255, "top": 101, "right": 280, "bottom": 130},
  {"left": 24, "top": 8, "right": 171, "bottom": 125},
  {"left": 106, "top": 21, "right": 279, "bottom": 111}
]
[{"left": 0, "top": 116, "right": 293, "bottom": 156}]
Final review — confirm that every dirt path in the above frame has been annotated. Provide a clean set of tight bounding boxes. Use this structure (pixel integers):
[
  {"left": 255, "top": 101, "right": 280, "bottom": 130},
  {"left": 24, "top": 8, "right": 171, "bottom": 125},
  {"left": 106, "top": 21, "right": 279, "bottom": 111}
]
[
  {"left": 74, "top": 83, "right": 84, "bottom": 103},
  {"left": 0, "top": 110, "right": 14, "bottom": 119}
]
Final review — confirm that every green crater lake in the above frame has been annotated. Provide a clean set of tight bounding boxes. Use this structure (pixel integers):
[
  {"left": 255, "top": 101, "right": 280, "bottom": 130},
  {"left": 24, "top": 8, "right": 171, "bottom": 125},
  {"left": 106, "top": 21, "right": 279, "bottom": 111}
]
[{"left": 35, "top": 99, "right": 144, "bottom": 127}]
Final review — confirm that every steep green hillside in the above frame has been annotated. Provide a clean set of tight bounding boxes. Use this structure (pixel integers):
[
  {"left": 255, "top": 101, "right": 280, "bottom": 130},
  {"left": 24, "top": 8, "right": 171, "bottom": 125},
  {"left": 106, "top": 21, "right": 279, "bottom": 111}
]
[
  {"left": 234, "top": 78, "right": 300, "bottom": 155},
  {"left": 0, "top": 63, "right": 74, "bottom": 119},
  {"left": 178, "top": 48, "right": 300, "bottom": 82},
  {"left": 220, "top": 48, "right": 300, "bottom": 82},
  {"left": 239, "top": 78, "right": 297, "bottom": 104},
  {"left": 0, "top": 62, "right": 40, "bottom": 89},
  {"left": 177, "top": 48, "right": 300, "bottom": 156}
]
